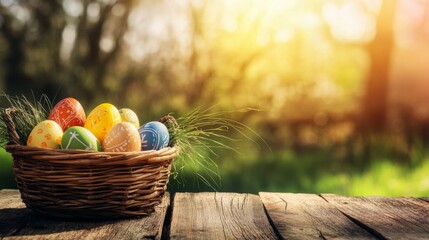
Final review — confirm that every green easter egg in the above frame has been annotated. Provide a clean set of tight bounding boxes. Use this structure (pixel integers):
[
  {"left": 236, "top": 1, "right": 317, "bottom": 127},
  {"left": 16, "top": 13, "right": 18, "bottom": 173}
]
[{"left": 61, "top": 126, "right": 101, "bottom": 151}]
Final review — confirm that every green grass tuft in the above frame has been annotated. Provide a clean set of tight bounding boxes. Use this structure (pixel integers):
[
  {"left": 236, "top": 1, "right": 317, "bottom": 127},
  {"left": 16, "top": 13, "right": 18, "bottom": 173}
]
[
  {"left": 0, "top": 93, "right": 52, "bottom": 148},
  {"left": 165, "top": 106, "right": 267, "bottom": 190}
]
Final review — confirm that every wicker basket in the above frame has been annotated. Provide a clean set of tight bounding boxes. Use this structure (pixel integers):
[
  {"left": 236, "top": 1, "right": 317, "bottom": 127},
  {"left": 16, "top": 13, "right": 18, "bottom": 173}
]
[{"left": 2, "top": 108, "right": 179, "bottom": 219}]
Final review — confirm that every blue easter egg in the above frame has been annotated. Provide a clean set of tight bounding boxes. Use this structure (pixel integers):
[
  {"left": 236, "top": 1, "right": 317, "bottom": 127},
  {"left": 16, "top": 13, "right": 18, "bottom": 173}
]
[{"left": 138, "top": 121, "right": 170, "bottom": 150}]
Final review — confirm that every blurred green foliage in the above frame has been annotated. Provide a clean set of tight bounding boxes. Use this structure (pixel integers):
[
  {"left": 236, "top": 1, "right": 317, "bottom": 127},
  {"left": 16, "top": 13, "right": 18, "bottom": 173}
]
[
  {"left": 0, "top": 148, "right": 15, "bottom": 189},
  {"left": 168, "top": 136, "right": 429, "bottom": 196}
]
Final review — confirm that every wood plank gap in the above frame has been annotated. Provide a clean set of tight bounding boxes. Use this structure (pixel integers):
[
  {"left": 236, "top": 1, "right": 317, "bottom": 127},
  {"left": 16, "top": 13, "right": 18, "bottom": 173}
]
[
  {"left": 315, "top": 227, "right": 327, "bottom": 240},
  {"left": 336, "top": 209, "right": 387, "bottom": 240},
  {"left": 260, "top": 193, "right": 376, "bottom": 239},
  {"left": 317, "top": 193, "right": 329, "bottom": 203},
  {"left": 161, "top": 192, "right": 174, "bottom": 240},
  {"left": 418, "top": 198, "right": 429, "bottom": 204},
  {"left": 313, "top": 195, "right": 335, "bottom": 239},
  {"left": 317, "top": 194, "right": 386, "bottom": 240},
  {"left": 368, "top": 197, "right": 429, "bottom": 234},
  {"left": 322, "top": 194, "right": 429, "bottom": 239},
  {"left": 261, "top": 194, "right": 285, "bottom": 240}
]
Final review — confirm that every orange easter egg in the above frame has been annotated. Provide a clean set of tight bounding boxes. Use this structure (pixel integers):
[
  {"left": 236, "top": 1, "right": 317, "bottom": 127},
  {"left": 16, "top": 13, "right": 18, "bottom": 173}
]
[
  {"left": 48, "top": 98, "right": 86, "bottom": 131},
  {"left": 103, "top": 122, "right": 141, "bottom": 152}
]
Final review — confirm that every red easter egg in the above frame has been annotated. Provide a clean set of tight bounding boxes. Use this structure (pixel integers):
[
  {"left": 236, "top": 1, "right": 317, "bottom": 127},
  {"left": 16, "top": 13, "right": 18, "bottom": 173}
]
[{"left": 48, "top": 98, "right": 86, "bottom": 131}]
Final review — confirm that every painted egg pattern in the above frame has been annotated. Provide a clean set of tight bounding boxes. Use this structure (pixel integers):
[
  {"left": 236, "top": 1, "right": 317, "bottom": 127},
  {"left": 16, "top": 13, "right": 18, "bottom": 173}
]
[
  {"left": 48, "top": 98, "right": 86, "bottom": 131},
  {"left": 139, "top": 121, "right": 169, "bottom": 151},
  {"left": 61, "top": 126, "right": 101, "bottom": 151},
  {"left": 27, "top": 120, "right": 63, "bottom": 149},
  {"left": 103, "top": 122, "right": 141, "bottom": 152},
  {"left": 119, "top": 108, "right": 140, "bottom": 129},
  {"left": 84, "top": 103, "right": 121, "bottom": 142}
]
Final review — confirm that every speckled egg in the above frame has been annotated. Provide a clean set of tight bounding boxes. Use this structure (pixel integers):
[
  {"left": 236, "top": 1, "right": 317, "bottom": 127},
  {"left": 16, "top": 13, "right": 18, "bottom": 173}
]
[
  {"left": 48, "top": 97, "right": 86, "bottom": 131},
  {"left": 119, "top": 108, "right": 140, "bottom": 129},
  {"left": 84, "top": 103, "right": 121, "bottom": 142},
  {"left": 138, "top": 121, "right": 169, "bottom": 151},
  {"left": 27, "top": 120, "right": 63, "bottom": 149},
  {"left": 61, "top": 126, "right": 101, "bottom": 151},
  {"left": 103, "top": 122, "right": 141, "bottom": 152}
]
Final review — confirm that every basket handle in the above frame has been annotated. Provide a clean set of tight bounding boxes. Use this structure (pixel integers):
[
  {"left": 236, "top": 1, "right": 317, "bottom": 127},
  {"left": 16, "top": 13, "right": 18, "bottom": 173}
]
[
  {"left": 160, "top": 114, "right": 178, "bottom": 147},
  {"left": 2, "top": 108, "right": 22, "bottom": 145}
]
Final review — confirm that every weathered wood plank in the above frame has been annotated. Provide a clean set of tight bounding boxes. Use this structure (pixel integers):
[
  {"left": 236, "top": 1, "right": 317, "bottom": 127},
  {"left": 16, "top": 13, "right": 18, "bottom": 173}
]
[
  {"left": 0, "top": 189, "right": 170, "bottom": 240},
  {"left": 322, "top": 194, "right": 429, "bottom": 240},
  {"left": 259, "top": 192, "right": 376, "bottom": 239},
  {"left": 169, "top": 192, "right": 277, "bottom": 240},
  {"left": 0, "top": 189, "right": 26, "bottom": 208}
]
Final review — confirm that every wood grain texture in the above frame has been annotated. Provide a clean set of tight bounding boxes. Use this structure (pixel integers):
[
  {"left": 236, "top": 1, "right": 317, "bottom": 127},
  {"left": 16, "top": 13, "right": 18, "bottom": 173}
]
[
  {"left": 3, "top": 190, "right": 429, "bottom": 239},
  {"left": 0, "top": 189, "right": 170, "bottom": 240},
  {"left": 0, "top": 189, "right": 26, "bottom": 208},
  {"left": 322, "top": 194, "right": 429, "bottom": 240},
  {"left": 260, "top": 192, "right": 376, "bottom": 240},
  {"left": 169, "top": 192, "right": 277, "bottom": 240}
]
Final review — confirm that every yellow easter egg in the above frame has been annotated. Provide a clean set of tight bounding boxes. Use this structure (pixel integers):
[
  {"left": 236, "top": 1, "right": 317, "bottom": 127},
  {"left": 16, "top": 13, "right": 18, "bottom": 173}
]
[
  {"left": 119, "top": 108, "right": 140, "bottom": 129},
  {"left": 27, "top": 120, "right": 63, "bottom": 149},
  {"left": 84, "top": 103, "right": 121, "bottom": 142},
  {"left": 103, "top": 122, "right": 141, "bottom": 152}
]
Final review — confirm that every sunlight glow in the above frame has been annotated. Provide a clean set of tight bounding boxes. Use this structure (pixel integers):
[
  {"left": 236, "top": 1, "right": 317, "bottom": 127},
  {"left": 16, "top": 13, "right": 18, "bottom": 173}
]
[
  {"left": 100, "top": 37, "right": 114, "bottom": 52},
  {"left": 9, "top": 5, "right": 30, "bottom": 23},
  {"left": 112, "top": 3, "right": 126, "bottom": 17},
  {"left": 275, "top": 30, "right": 294, "bottom": 44},
  {"left": 60, "top": 24, "right": 77, "bottom": 62},
  {"left": 0, "top": 0, "right": 13, "bottom": 8},
  {"left": 87, "top": 2, "right": 101, "bottom": 23},
  {"left": 127, "top": 1, "right": 189, "bottom": 62},
  {"left": 221, "top": 17, "right": 237, "bottom": 33},
  {"left": 125, "top": 0, "right": 376, "bottom": 86},
  {"left": 322, "top": 1, "right": 375, "bottom": 42},
  {"left": 63, "top": 0, "right": 83, "bottom": 18}
]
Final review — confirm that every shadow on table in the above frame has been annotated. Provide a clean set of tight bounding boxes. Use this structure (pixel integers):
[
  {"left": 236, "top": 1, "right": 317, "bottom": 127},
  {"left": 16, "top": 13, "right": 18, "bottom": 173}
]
[{"left": 0, "top": 208, "right": 129, "bottom": 237}]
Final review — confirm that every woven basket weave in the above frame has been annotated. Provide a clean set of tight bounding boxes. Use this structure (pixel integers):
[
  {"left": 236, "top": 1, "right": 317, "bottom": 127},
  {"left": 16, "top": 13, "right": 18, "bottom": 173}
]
[{"left": 2, "top": 108, "right": 179, "bottom": 219}]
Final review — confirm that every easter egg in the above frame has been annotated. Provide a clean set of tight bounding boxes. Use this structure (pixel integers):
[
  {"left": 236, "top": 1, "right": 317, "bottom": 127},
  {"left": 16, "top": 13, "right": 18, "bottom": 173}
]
[
  {"left": 27, "top": 120, "right": 63, "bottom": 149},
  {"left": 138, "top": 121, "right": 169, "bottom": 151},
  {"left": 103, "top": 122, "right": 141, "bottom": 152},
  {"left": 61, "top": 126, "right": 101, "bottom": 151},
  {"left": 48, "top": 97, "right": 86, "bottom": 131},
  {"left": 119, "top": 108, "right": 140, "bottom": 129},
  {"left": 84, "top": 103, "right": 121, "bottom": 142}
]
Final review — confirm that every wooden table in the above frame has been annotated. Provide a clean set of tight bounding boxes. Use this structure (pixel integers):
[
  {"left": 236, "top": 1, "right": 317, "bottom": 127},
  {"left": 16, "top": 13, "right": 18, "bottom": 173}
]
[{"left": 1, "top": 189, "right": 428, "bottom": 239}]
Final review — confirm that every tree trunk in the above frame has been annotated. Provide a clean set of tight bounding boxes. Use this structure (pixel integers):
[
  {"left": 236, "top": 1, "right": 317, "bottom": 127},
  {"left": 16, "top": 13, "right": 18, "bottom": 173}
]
[{"left": 362, "top": 0, "right": 398, "bottom": 131}]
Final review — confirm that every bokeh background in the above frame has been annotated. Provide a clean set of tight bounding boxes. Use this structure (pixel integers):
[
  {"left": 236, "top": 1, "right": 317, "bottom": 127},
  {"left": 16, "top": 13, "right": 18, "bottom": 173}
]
[{"left": 1, "top": 0, "right": 429, "bottom": 196}]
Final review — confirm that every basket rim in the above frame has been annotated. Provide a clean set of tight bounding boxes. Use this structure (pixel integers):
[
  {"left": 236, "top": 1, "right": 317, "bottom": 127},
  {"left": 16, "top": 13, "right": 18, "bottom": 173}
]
[{"left": 6, "top": 143, "right": 179, "bottom": 165}]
